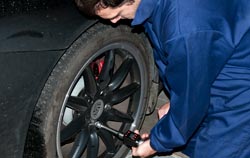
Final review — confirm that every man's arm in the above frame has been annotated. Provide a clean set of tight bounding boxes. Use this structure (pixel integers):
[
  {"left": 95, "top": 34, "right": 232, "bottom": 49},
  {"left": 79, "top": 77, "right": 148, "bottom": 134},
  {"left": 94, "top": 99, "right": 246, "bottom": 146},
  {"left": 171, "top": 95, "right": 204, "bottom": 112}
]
[
  {"left": 150, "top": 31, "right": 234, "bottom": 152},
  {"left": 158, "top": 102, "right": 170, "bottom": 119}
]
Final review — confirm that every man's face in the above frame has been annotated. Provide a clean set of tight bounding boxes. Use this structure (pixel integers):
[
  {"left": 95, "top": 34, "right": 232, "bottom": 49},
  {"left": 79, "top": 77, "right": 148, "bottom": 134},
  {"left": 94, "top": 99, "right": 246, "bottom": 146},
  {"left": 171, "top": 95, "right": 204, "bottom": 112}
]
[{"left": 95, "top": 1, "right": 139, "bottom": 23}]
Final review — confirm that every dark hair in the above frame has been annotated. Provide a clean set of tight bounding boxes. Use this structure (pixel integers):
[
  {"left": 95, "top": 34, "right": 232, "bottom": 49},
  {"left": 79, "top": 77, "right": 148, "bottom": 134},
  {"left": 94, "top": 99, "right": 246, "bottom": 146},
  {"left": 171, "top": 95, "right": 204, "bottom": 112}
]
[{"left": 75, "top": 0, "right": 134, "bottom": 16}]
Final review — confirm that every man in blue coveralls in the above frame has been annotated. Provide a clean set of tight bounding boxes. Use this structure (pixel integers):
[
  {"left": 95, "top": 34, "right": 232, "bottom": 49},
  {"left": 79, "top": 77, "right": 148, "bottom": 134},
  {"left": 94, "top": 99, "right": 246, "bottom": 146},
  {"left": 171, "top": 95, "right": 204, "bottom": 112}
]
[{"left": 75, "top": 0, "right": 250, "bottom": 157}]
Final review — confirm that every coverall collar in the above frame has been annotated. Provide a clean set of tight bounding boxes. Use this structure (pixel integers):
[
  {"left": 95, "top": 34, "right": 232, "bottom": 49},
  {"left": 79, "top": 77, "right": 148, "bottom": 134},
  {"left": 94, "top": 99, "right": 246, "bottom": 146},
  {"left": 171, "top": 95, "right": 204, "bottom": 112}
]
[{"left": 131, "top": 0, "right": 159, "bottom": 25}]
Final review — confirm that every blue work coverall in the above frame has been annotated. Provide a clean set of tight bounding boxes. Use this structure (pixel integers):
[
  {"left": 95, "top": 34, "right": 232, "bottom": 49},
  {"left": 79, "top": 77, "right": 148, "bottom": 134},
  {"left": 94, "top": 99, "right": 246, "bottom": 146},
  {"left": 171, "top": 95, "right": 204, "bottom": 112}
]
[{"left": 132, "top": 0, "right": 250, "bottom": 157}]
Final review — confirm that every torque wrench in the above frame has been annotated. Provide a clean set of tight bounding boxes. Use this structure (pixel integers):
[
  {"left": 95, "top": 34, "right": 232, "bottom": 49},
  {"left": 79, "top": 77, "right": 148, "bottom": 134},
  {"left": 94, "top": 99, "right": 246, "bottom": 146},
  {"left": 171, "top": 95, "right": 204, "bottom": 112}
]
[{"left": 95, "top": 122, "right": 144, "bottom": 147}]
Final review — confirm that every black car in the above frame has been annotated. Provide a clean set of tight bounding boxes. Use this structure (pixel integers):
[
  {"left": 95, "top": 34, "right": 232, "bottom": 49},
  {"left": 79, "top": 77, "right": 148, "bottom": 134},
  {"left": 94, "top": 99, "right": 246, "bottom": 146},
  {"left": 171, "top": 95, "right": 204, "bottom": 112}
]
[{"left": 0, "top": 0, "right": 160, "bottom": 157}]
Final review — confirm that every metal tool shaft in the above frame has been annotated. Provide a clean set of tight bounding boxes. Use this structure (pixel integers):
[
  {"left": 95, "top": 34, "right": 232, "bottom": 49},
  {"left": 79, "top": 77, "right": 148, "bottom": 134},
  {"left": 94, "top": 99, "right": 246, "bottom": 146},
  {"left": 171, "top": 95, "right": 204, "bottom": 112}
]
[{"left": 95, "top": 122, "right": 124, "bottom": 139}]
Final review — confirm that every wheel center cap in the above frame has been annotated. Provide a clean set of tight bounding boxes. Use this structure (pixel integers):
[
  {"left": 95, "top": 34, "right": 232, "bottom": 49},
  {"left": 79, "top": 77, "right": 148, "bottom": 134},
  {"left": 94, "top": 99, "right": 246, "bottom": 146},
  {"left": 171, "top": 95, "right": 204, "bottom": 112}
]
[{"left": 90, "top": 99, "right": 104, "bottom": 120}]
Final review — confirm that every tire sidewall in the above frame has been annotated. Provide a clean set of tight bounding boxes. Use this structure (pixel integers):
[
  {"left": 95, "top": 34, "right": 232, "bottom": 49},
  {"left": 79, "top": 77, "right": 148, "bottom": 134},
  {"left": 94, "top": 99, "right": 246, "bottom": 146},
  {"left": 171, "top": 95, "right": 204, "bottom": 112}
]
[{"left": 34, "top": 23, "right": 153, "bottom": 158}]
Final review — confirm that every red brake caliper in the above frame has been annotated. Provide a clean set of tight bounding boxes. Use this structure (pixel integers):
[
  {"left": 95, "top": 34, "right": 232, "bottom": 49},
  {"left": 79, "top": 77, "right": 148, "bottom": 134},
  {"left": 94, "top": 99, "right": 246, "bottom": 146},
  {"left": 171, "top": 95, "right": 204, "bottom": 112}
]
[{"left": 91, "top": 59, "right": 104, "bottom": 80}]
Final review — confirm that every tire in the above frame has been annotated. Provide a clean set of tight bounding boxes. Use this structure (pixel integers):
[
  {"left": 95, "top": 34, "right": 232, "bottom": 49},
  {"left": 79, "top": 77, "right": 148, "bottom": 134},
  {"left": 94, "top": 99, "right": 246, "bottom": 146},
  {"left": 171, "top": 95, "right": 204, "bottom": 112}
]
[{"left": 24, "top": 23, "right": 155, "bottom": 158}]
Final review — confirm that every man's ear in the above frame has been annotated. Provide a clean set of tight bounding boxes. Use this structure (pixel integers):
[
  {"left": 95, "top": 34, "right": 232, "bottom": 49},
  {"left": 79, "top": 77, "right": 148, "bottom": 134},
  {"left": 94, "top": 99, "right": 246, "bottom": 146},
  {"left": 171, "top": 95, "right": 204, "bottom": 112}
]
[
  {"left": 95, "top": 1, "right": 107, "bottom": 10},
  {"left": 75, "top": 0, "right": 83, "bottom": 7},
  {"left": 126, "top": 0, "right": 135, "bottom": 6}
]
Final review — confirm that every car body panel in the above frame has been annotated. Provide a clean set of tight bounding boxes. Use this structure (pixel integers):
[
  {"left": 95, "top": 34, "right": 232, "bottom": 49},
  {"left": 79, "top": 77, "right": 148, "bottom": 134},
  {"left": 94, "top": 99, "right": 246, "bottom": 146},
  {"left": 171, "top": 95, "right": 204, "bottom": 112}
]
[
  {"left": 0, "top": 0, "right": 96, "bottom": 52},
  {"left": 0, "top": 51, "right": 64, "bottom": 157},
  {"left": 0, "top": 0, "right": 97, "bottom": 157}
]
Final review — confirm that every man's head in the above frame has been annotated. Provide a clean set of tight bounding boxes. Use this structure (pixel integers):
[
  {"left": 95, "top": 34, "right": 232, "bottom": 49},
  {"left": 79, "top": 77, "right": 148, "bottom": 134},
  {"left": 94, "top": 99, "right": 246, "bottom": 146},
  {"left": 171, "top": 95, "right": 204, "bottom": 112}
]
[{"left": 75, "top": 0, "right": 140, "bottom": 23}]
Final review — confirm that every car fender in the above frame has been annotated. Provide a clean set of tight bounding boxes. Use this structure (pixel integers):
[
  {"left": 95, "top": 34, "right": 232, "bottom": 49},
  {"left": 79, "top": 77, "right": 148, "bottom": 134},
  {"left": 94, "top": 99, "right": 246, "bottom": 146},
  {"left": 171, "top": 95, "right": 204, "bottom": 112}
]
[{"left": 0, "top": 1, "right": 97, "bottom": 157}]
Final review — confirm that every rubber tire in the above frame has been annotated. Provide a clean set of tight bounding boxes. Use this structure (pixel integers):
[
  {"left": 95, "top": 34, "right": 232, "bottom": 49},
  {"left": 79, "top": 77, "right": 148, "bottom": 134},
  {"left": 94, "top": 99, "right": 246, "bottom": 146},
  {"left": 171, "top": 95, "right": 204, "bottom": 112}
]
[{"left": 24, "top": 23, "right": 154, "bottom": 158}]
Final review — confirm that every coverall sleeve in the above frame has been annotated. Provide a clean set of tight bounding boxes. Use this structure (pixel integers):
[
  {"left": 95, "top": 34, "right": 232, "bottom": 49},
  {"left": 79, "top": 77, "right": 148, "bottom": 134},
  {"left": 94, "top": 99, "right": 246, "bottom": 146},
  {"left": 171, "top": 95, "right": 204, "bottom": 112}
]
[{"left": 150, "top": 31, "right": 234, "bottom": 152}]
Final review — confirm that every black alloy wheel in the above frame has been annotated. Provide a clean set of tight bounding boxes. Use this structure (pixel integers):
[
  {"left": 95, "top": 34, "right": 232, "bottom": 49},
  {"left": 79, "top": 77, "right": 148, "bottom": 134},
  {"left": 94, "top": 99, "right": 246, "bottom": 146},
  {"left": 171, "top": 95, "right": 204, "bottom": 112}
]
[
  {"left": 58, "top": 48, "right": 143, "bottom": 158},
  {"left": 25, "top": 23, "right": 155, "bottom": 158}
]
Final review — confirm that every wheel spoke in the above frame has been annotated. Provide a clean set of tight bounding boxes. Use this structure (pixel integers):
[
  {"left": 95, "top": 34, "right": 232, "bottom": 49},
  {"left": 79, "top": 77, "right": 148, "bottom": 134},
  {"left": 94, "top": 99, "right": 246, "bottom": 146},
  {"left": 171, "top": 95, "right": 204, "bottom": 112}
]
[
  {"left": 66, "top": 96, "right": 88, "bottom": 111},
  {"left": 83, "top": 66, "right": 97, "bottom": 99},
  {"left": 60, "top": 115, "right": 85, "bottom": 144},
  {"left": 98, "top": 50, "right": 115, "bottom": 90},
  {"left": 87, "top": 127, "right": 99, "bottom": 158},
  {"left": 98, "top": 129, "right": 116, "bottom": 155},
  {"left": 70, "top": 129, "right": 89, "bottom": 158},
  {"left": 99, "top": 152, "right": 115, "bottom": 158},
  {"left": 105, "top": 108, "right": 134, "bottom": 123},
  {"left": 107, "top": 56, "right": 134, "bottom": 92},
  {"left": 108, "top": 82, "right": 140, "bottom": 105}
]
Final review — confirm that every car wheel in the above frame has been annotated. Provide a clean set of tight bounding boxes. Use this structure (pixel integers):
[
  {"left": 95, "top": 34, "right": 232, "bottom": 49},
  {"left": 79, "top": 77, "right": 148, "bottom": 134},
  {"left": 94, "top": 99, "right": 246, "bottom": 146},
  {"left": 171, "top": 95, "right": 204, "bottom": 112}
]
[{"left": 24, "top": 23, "right": 155, "bottom": 158}]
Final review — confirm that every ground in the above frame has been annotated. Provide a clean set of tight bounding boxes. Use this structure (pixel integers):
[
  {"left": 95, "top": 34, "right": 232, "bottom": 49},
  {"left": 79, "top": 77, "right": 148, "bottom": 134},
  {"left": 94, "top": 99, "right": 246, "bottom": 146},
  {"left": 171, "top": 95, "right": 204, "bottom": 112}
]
[{"left": 127, "top": 91, "right": 189, "bottom": 158}]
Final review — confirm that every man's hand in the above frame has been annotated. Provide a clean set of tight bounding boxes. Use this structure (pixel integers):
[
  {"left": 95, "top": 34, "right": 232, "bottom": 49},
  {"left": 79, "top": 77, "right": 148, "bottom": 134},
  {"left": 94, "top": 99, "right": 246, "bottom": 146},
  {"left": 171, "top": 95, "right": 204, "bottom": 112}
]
[
  {"left": 158, "top": 102, "right": 170, "bottom": 119},
  {"left": 132, "top": 102, "right": 170, "bottom": 157},
  {"left": 131, "top": 130, "right": 156, "bottom": 158}
]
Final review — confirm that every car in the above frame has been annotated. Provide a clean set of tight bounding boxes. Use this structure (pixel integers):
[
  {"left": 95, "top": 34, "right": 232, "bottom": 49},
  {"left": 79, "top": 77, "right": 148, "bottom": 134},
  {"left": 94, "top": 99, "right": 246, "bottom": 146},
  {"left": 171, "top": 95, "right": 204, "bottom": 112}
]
[{"left": 0, "top": 0, "right": 160, "bottom": 158}]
